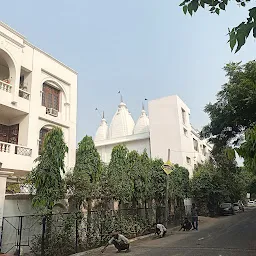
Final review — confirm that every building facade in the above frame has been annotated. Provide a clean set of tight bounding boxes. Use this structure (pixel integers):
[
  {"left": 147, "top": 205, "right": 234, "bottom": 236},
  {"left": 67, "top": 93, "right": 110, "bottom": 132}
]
[
  {"left": 95, "top": 95, "right": 212, "bottom": 177},
  {"left": 0, "top": 22, "right": 77, "bottom": 224}
]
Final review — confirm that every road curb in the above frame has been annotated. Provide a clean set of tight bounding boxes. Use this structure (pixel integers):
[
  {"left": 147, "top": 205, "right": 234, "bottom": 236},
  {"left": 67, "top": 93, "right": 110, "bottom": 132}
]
[{"left": 71, "top": 225, "right": 180, "bottom": 256}]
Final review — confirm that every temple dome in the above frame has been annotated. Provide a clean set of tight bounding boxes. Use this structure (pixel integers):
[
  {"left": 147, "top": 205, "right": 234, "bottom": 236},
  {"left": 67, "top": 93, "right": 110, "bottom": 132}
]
[
  {"left": 134, "top": 108, "right": 149, "bottom": 134},
  {"left": 94, "top": 117, "right": 108, "bottom": 142},
  {"left": 108, "top": 101, "right": 135, "bottom": 139}
]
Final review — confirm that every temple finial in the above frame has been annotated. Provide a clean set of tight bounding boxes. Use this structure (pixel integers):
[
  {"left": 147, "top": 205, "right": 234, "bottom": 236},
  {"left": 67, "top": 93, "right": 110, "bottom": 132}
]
[{"left": 118, "top": 91, "right": 123, "bottom": 102}]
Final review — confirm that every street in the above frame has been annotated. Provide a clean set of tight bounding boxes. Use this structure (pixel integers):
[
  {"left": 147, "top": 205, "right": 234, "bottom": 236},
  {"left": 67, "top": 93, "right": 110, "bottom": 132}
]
[{"left": 92, "top": 207, "right": 256, "bottom": 256}]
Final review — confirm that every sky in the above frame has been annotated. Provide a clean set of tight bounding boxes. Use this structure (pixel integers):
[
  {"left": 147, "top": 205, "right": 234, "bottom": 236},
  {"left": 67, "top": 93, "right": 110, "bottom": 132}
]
[{"left": 1, "top": 0, "right": 255, "bottom": 143}]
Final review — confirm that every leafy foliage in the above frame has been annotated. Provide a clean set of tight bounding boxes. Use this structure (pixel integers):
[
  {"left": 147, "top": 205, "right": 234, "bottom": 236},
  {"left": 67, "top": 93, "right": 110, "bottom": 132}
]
[
  {"left": 127, "top": 150, "right": 152, "bottom": 204},
  {"left": 169, "top": 165, "right": 190, "bottom": 199},
  {"left": 201, "top": 61, "right": 256, "bottom": 152},
  {"left": 28, "top": 127, "right": 68, "bottom": 211},
  {"left": 191, "top": 149, "right": 251, "bottom": 215},
  {"left": 150, "top": 158, "right": 166, "bottom": 204},
  {"left": 237, "top": 125, "right": 256, "bottom": 174},
  {"left": 179, "top": 0, "right": 255, "bottom": 52},
  {"left": 108, "top": 145, "right": 132, "bottom": 203},
  {"left": 66, "top": 135, "right": 101, "bottom": 210}
]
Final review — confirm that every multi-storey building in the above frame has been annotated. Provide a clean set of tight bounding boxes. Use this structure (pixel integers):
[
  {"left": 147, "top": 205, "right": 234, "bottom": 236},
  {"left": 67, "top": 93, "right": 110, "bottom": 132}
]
[
  {"left": 94, "top": 95, "right": 212, "bottom": 176},
  {"left": 0, "top": 22, "right": 77, "bottom": 223}
]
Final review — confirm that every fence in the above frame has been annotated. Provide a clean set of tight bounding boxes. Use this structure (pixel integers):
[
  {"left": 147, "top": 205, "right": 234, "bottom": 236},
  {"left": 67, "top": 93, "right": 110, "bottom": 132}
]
[{"left": 0, "top": 207, "right": 183, "bottom": 256}]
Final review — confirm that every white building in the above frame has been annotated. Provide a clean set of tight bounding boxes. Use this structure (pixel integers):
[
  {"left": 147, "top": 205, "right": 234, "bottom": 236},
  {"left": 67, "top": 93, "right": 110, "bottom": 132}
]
[
  {"left": 0, "top": 22, "right": 77, "bottom": 223},
  {"left": 95, "top": 95, "right": 212, "bottom": 176}
]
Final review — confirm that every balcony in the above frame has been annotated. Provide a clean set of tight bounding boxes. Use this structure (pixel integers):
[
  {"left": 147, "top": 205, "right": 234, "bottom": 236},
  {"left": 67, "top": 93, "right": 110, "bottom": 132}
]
[
  {"left": 0, "top": 141, "right": 32, "bottom": 156},
  {"left": 0, "top": 141, "right": 33, "bottom": 172},
  {"left": 0, "top": 79, "right": 12, "bottom": 93},
  {"left": 19, "top": 88, "right": 30, "bottom": 100}
]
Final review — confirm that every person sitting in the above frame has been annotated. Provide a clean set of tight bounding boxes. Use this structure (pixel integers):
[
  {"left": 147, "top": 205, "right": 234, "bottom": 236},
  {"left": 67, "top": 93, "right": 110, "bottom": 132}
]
[
  {"left": 179, "top": 217, "right": 192, "bottom": 231},
  {"left": 154, "top": 223, "right": 167, "bottom": 238},
  {"left": 101, "top": 231, "right": 130, "bottom": 253}
]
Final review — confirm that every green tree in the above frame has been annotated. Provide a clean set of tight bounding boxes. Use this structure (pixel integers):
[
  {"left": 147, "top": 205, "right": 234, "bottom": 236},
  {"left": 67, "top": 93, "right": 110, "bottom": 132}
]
[
  {"left": 108, "top": 145, "right": 132, "bottom": 204},
  {"left": 140, "top": 150, "right": 152, "bottom": 202},
  {"left": 66, "top": 135, "right": 102, "bottom": 210},
  {"left": 169, "top": 165, "right": 190, "bottom": 200},
  {"left": 127, "top": 150, "right": 145, "bottom": 206},
  {"left": 151, "top": 158, "right": 165, "bottom": 205},
  {"left": 28, "top": 127, "right": 68, "bottom": 211},
  {"left": 191, "top": 161, "right": 228, "bottom": 215},
  {"left": 237, "top": 125, "right": 256, "bottom": 174},
  {"left": 179, "top": 0, "right": 256, "bottom": 52},
  {"left": 201, "top": 61, "right": 256, "bottom": 152}
]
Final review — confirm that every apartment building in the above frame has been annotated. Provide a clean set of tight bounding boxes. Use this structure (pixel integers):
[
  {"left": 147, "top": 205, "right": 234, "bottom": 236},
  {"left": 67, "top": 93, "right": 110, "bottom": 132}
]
[{"left": 0, "top": 22, "right": 77, "bottom": 223}]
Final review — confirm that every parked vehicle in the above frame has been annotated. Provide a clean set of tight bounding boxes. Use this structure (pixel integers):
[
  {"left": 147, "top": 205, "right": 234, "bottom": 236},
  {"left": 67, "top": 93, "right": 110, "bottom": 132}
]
[
  {"left": 248, "top": 201, "right": 255, "bottom": 207},
  {"left": 219, "top": 203, "right": 235, "bottom": 215},
  {"left": 233, "top": 203, "right": 240, "bottom": 212}
]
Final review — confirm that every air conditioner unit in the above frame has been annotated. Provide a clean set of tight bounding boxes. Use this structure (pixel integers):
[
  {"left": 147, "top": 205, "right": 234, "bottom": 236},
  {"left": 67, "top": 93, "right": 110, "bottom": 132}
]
[{"left": 46, "top": 107, "right": 58, "bottom": 117}]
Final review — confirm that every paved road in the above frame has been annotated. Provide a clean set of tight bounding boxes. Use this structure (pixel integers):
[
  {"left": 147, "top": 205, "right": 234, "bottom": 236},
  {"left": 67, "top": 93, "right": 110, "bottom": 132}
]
[{"left": 101, "top": 207, "right": 256, "bottom": 256}]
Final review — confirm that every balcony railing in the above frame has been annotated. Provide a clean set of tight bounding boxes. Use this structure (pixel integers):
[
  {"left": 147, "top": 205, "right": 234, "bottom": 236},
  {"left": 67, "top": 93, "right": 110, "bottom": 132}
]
[
  {"left": 19, "top": 89, "right": 30, "bottom": 100},
  {"left": 0, "top": 80, "right": 12, "bottom": 93},
  {"left": 0, "top": 141, "right": 32, "bottom": 157}
]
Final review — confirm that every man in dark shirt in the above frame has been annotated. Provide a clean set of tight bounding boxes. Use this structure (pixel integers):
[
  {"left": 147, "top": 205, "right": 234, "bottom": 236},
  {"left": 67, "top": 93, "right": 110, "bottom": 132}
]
[{"left": 191, "top": 203, "right": 198, "bottom": 230}]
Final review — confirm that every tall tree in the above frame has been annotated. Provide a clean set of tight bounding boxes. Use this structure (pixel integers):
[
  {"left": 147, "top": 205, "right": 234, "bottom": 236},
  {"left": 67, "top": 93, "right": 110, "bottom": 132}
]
[
  {"left": 151, "top": 158, "right": 165, "bottom": 205},
  {"left": 236, "top": 125, "right": 256, "bottom": 174},
  {"left": 108, "top": 145, "right": 132, "bottom": 204},
  {"left": 127, "top": 150, "right": 144, "bottom": 206},
  {"left": 66, "top": 135, "right": 101, "bottom": 210},
  {"left": 179, "top": 0, "right": 256, "bottom": 52},
  {"left": 201, "top": 61, "right": 256, "bottom": 152},
  {"left": 28, "top": 127, "right": 68, "bottom": 211},
  {"left": 169, "top": 165, "right": 190, "bottom": 201},
  {"left": 126, "top": 150, "right": 152, "bottom": 206}
]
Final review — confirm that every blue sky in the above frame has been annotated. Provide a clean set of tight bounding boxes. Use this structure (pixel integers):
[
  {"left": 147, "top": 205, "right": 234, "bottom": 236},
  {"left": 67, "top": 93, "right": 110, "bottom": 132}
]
[{"left": 1, "top": 0, "right": 255, "bottom": 143}]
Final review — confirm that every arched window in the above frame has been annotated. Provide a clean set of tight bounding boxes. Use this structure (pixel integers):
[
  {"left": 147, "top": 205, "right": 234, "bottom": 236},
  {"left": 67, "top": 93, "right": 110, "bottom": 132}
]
[
  {"left": 42, "top": 82, "right": 60, "bottom": 111},
  {"left": 39, "top": 127, "right": 50, "bottom": 154}
]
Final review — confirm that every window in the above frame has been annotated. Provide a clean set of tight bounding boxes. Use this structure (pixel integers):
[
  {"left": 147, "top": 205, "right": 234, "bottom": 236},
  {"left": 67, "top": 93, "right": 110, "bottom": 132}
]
[
  {"left": 42, "top": 83, "right": 60, "bottom": 111},
  {"left": 0, "top": 124, "right": 19, "bottom": 144},
  {"left": 202, "top": 145, "right": 206, "bottom": 156},
  {"left": 39, "top": 127, "right": 50, "bottom": 154},
  {"left": 193, "top": 138, "right": 199, "bottom": 151},
  {"left": 181, "top": 108, "right": 186, "bottom": 124},
  {"left": 186, "top": 157, "right": 191, "bottom": 165},
  {"left": 183, "top": 128, "right": 188, "bottom": 136}
]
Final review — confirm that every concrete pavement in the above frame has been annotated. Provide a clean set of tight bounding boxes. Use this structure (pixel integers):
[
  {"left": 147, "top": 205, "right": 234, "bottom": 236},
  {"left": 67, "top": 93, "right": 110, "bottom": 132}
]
[{"left": 76, "top": 207, "right": 256, "bottom": 256}]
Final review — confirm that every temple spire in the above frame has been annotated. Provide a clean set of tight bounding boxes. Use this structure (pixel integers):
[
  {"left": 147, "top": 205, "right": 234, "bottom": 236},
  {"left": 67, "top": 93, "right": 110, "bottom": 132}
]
[{"left": 118, "top": 91, "right": 123, "bottom": 102}]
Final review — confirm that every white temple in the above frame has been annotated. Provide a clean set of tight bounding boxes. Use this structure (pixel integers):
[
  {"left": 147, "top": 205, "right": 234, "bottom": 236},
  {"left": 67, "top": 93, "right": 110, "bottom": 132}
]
[{"left": 94, "top": 95, "right": 212, "bottom": 177}]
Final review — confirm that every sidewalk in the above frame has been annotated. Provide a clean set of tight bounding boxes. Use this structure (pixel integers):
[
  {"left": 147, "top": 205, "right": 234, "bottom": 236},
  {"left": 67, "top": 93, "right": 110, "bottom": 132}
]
[{"left": 71, "top": 216, "right": 214, "bottom": 256}]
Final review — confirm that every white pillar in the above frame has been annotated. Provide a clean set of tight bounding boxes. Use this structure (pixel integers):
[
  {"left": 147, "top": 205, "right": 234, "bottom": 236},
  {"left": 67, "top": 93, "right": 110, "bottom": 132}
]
[
  {"left": 184, "top": 198, "right": 192, "bottom": 216},
  {"left": 0, "top": 171, "right": 13, "bottom": 228}
]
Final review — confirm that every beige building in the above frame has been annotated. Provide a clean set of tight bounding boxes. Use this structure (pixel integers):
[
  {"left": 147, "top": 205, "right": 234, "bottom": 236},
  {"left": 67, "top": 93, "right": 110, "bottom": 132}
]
[{"left": 0, "top": 22, "right": 77, "bottom": 224}]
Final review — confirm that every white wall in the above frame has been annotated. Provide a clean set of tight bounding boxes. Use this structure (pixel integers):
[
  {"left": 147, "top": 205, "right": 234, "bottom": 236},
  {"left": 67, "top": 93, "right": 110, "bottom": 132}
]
[
  {"left": 96, "top": 134, "right": 150, "bottom": 163},
  {"left": 0, "top": 21, "right": 77, "bottom": 174},
  {"left": 149, "top": 95, "right": 185, "bottom": 163},
  {"left": 148, "top": 95, "right": 211, "bottom": 177}
]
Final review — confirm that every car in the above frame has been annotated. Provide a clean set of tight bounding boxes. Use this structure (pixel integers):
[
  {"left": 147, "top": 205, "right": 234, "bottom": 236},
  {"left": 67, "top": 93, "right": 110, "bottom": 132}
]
[
  {"left": 233, "top": 203, "right": 240, "bottom": 212},
  {"left": 219, "top": 203, "right": 235, "bottom": 215},
  {"left": 248, "top": 201, "right": 255, "bottom": 207}
]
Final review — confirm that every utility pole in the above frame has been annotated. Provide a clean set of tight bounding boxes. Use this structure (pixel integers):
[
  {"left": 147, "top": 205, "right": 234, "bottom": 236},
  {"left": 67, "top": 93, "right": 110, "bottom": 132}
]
[
  {"left": 164, "top": 149, "right": 170, "bottom": 227},
  {"left": 162, "top": 149, "right": 173, "bottom": 228}
]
